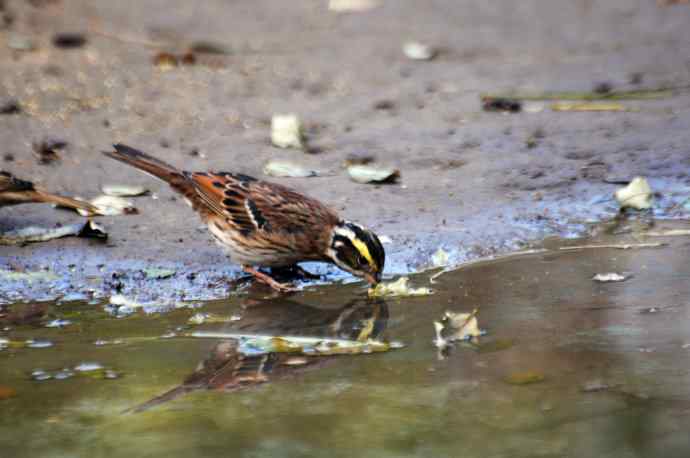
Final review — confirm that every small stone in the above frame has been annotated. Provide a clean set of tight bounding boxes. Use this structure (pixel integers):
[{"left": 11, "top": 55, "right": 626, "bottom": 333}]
[
  {"left": 52, "top": 33, "right": 87, "bottom": 49},
  {"left": 403, "top": 41, "right": 436, "bottom": 61}
]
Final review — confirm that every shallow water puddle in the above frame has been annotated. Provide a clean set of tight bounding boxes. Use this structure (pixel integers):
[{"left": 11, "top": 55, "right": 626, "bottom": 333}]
[{"left": 1, "top": 220, "right": 690, "bottom": 457}]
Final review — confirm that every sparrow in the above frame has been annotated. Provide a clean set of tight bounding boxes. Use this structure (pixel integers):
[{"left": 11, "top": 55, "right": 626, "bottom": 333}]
[
  {"left": 103, "top": 144, "right": 385, "bottom": 291},
  {"left": 0, "top": 171, "right": 98, "bottom": 214}
]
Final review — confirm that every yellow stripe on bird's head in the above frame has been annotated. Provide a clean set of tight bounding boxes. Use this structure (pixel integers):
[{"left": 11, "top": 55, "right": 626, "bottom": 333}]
[{"left": 328, "top": 221, "right": 386, "bottom": 284}]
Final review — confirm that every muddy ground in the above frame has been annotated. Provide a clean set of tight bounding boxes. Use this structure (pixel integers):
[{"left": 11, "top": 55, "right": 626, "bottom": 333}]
[{"left": 1, "top": 0, "right": 690, "bottom": 302}]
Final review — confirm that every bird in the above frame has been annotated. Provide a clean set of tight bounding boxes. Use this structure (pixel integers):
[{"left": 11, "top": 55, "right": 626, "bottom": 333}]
[
  {"left": 0, "top": 171, "right": 98, "bottom": 214},
  {"left": 103, "top": 144, "right": 385, "bottom": 291}
]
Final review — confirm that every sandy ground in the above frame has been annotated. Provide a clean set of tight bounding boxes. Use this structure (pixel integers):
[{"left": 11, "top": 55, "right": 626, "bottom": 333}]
[{"left": 1, "top": 0, "right": 690, "bottom": 301}]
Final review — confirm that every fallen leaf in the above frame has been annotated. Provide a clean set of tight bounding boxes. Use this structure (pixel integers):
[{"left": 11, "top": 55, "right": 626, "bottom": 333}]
[
  {"left": 263, "top": 161, "right": 318, "bottom": 178},
  {"left": 101, "top": 184, "right": 148, "bottom": 197},
  {"left": 615, "top": 176, "right": 653, "bottom": 210},
  {"left": 368, "top": 277, "right": 433, "bottom": 297},
  {"left": 443, "top": 310, "right": 482, "bottom": 341},
  {"left": 347, "top": 165, "right": 400, "bottom": 184},
  {"left": 78, "top": 195, "right": 137, "bottom": 216},
  {"left": 271, "top": 114, "right": 304, "bottom": 149},
  {"left": 403, "top": 41, "right": 436, "bottom": 61}
]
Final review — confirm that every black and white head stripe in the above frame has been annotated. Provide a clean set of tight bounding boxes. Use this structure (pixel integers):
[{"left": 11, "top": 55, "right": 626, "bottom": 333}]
[{"left": 332, "top": 221, "right": 385, "bottom": 271}]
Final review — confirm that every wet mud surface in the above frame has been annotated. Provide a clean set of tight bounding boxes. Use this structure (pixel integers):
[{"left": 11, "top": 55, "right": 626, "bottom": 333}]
[
  {"left": 2, "top": 0, "right": 690, "bottom": 301},
  {"left": 1, "top": 221, "right": 690, "bottom": 457}
]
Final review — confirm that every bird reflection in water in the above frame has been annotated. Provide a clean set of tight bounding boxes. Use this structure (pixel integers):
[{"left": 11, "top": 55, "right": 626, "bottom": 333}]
[{"left": 127, "top": 298, "right": 390, "bottom": 413}]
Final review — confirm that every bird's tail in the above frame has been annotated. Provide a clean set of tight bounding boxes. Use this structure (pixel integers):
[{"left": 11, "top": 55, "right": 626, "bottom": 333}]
[
  {"left": 103, "top": 144, "right": 183, "bottom": 184},
  {"left": 30, "top": 191, "right": 100, "bottom": 215}
]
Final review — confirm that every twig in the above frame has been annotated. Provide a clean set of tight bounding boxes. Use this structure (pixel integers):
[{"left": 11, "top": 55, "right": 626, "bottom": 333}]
[
  {"left": 429, "top": 249, "right": 548, "bottom": 283},
  {"left": 559, "top": 242, "right": 666, "bottom": 251},
  {"left": 480, "top": 88, "right": 676, "bottom": 101}
]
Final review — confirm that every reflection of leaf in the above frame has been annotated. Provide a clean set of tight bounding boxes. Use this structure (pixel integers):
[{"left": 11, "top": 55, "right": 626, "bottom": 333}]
[{"left": 592, "top": 272, "right": 631, "bottom": 283}]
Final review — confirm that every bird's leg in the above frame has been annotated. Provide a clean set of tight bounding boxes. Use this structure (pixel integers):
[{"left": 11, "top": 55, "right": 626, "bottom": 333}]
[
  {"left": 271, "top": 264, "right": 321, "bottom": 281},
  {"left": 242, "top": 265, "right": 295, "bottom": 292}
]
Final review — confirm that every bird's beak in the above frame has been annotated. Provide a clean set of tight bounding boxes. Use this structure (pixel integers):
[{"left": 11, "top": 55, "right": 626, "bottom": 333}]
[{"left": 365, "top": 272, "right": 380, "bottom": 286}]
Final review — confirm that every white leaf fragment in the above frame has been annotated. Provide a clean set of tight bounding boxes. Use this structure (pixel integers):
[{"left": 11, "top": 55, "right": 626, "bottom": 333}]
[
  {"left": 263, "top": 160, "right": 318, "bottom": 178},
  {"left": 403, "top": 41, "right": 436, "bottom": 61},
  {"left": 592, "top": 272, "right": 631, "bottom": 283},
  {"left": 614, "top": 176, "right": 652, "bottom": 210},
  {"left": 101, "top": 184, "right": 148, "bottom": 197},
  {"left": 347, "top": 165, "right": 400, "bottom": 184},
  {"left": 270, "top": 114, "right": 304, "bottom": 149},
  {"left": 77, "top": 195, "right": 137, "bottom": 216}
]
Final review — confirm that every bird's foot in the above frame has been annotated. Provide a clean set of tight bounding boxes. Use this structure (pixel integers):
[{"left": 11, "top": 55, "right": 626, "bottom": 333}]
[
  {"left": 242, "top": 266, "right": 296, "bottom": 293},
  {"left": 270, "top": 265, "right": 322, "bottom": 282}
]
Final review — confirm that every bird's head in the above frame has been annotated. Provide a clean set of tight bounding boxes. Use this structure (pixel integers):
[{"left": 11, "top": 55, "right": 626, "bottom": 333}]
[{"left": 326, "top": 221, "right": 385, "bottom": 285}]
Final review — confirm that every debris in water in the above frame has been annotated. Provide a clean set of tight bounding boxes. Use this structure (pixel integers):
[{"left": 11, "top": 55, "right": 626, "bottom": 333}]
[
  {"left": 45, "top": 319, "right": 72, "bottom": 328},
  {"left": 0, "top": 385, "right": 17, "bottom": 400},
  {"left": 403, "top": 41, "right": 436, "bottom": 61},
  {"left": 328, "top": 0, "right": 379, "bottom": 12},
  {"left": 101, "top": 184, "right": 149, "bottom": 197},
  {"left": 0, "top": 220, "right": 107, "bottom": 245},
  {"left": 347, "top": 165, "right": 400, "bottom": 184},
  {"left": 271, "top": 114, "right": 304, "bottom": 149},
  {"left": 581, "top": 379, "right": 610, "bottom": 392},
  {"left": 592, "top": 272, "right": 631, "bottom": 283},
  {"left": 504, "top": 371, "right": 545, "bottom": 385},
  {"left": 53, "top": 369, "right": 75, "bottom": 380},
  {"left": 31, "top": 369, "right": 52, "bottom": 381},
  {"left": 433, "top": 308, "right": 483, "bottom": 350},
  {"left": 74, "top": 362, "right": 104, "bottom": 372},
  {"left": 26, "top": 339, "right": 54, "bottom": 348},
  {"left": 185, "top": 331, "right": 403, "bottom": 356},
  {"left": 78, "top": 195, "right": 138, "bottom": 216},
  {"left": 187, "top": 313, "right": 238, "bottom": 325},
  {"left": 263, "top": 160, "right": 318, "bottom": 178},
  {"left": 368, "top": 277, "right": 433, "bottom": 297},
  {"left": 614, "top": 176, "right": 653, "bottom": 210}
]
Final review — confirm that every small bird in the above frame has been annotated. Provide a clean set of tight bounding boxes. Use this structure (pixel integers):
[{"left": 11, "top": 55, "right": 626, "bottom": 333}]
[
  {"left": 0, "top": 171, "right": 98, "bottom": 214},
  {"left": 103, "top": 144, "right": 385, "bottom": 291}
]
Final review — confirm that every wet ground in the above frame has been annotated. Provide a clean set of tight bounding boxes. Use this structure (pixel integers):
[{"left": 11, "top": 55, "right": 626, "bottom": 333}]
[
  {"left": 1, "top": 220, "right": 689, "bottom": 458},
  {"left": 2, "top": 0, "right": 690, "bottom": 302}
]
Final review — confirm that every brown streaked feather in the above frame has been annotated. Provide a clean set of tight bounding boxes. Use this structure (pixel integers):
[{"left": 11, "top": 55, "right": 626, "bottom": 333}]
[
  {"left": 189, "top": 172, "right": 339, "bottom": 261},
  {"left": 104, "top": 144, "right": 340, "bottom": 265}
]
